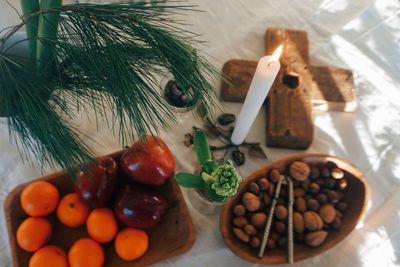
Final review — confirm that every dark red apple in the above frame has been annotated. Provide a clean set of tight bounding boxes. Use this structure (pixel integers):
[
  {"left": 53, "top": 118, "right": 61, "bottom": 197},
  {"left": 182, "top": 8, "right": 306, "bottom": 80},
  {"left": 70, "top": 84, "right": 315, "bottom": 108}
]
[
  {"left": 121, "top": 136, "right": 175, "bottom": 186},
  {"left": 73, "top": 156, "right": 118, "bottom": 208},
  {"left": 114, "top": 185, "right": 167, "bottom": 229}
]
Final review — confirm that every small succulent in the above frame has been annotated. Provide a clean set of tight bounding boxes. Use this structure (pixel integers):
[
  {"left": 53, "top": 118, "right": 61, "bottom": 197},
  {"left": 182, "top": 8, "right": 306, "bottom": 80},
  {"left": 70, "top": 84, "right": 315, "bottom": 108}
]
[{"left": 175, "top": 129, "right": 242, "bottom": 202}]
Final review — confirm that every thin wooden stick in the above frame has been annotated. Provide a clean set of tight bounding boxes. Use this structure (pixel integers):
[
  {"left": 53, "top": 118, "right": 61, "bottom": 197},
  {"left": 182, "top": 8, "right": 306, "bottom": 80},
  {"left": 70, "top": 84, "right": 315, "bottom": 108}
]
[
  {"left": 258, "top": 177, "right": 284, "bottom": 258},
  {"left": 287, "top": 178, "right": 294, "bottom": 264}
]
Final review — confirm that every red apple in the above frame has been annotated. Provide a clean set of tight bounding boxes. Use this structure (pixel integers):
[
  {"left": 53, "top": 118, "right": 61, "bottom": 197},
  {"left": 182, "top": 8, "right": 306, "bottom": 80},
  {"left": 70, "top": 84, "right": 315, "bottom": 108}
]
[
  {"left": 73, "top": 156, "right": 118, "bottom": 208},
  {"left": 114, "top": 185, "right": 167, "bottom": 229},
  {"left": 121, "top": 136, "right": 175, "bottom": 186}
]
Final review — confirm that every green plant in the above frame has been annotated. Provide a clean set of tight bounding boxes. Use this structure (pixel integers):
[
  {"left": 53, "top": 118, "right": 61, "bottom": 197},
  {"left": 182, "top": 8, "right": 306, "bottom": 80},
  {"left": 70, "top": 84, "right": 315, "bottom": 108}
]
[
  {"left": 0, "top": 0, "right": 220, "bottom": 175},
  {"left": 175, "top": 129, "right": 242, "bottom": 202}
]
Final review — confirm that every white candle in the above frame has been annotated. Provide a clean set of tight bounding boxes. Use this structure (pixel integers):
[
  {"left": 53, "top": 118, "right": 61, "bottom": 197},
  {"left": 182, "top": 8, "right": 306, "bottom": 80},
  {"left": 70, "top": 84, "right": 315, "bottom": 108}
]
[{"left": 231, "top": 45, "right": 283, "bottom": 145}]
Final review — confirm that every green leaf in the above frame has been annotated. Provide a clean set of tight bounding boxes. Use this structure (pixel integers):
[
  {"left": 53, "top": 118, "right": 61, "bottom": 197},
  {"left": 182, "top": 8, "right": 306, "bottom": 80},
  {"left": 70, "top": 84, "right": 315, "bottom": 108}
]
[
  {"left": 194, "top": 129, "right": 211, "bottom": 166},
  {"left": 20, "top": 0, "right": 39, "bottom": 63},
  {"left": 175, "top": 172, "right": 207, "bottom": 188},
  {"left": 207, "top": 185, "right": 227, "bottom": 203},
  {"left": 201, "top": 159, "right": 218, "bottom": 174}
]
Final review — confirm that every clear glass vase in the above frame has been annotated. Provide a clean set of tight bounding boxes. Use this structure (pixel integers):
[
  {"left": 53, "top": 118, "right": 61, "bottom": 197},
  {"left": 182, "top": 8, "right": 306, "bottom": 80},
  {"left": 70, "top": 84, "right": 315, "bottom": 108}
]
[{"left": 187, "top": 188, "right": 226, "bottom": 215}]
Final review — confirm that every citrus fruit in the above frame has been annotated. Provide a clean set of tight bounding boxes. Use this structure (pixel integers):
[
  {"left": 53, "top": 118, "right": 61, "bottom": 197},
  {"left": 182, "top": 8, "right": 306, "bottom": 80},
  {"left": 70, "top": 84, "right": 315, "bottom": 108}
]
[
  {"left": 68, "top": 238, "right": 104, "bottom": 267},
  {"left": 29, "top": 245, "right": 68, "bottom": 267},
  {"left": 115, "top": 228, "right": 149, "bottom": 261},
  {"left": 87, "top": 208, "right": 118, "bottom": 243},
  {"left": 56, "top": 193, "right": 90, "bottom": 227},
  {"left": 17, "top": 217, "right": 52, "bottom": 252},
  {"left": 21, "top": 181, "right": 59, "bottom": 216}
]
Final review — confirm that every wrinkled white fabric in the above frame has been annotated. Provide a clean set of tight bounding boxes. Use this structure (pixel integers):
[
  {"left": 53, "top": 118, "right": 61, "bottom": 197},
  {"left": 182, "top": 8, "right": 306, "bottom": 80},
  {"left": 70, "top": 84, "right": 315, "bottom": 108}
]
[{"left": 0, "top": 0, "right": 399, "bottom": 266}]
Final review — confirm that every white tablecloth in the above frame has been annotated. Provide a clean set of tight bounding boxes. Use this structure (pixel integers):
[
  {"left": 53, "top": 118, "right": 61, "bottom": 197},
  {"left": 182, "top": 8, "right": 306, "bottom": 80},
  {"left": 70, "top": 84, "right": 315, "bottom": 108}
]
[{"left": 1, "top": 1, "right": 400, "bottom": 266}]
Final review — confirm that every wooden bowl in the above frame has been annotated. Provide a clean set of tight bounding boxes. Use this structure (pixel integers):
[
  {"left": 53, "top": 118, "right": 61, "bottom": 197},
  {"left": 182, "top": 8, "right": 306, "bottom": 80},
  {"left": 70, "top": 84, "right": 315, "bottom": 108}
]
[
  {"left": 220, "top": 154, "right": 369, "bottom": 264},
  {"left": 4, "top": 150, "right": 196, "bottom": 267}
]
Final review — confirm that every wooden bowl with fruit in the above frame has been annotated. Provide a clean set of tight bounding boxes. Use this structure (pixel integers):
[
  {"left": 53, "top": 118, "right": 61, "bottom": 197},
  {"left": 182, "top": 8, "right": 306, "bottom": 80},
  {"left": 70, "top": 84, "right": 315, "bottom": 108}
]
[
  {"left": 220, "top": 154, "right": 369, "bottom": 264},
  {"left": 4, "top": 137, "right": 195, "bottom": 267}
]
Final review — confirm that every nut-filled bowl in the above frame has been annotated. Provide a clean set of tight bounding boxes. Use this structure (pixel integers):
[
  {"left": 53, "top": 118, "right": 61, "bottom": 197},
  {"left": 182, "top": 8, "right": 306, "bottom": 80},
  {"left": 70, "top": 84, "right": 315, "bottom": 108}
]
[{"left": 220, "top": 154, "right": 369, "bottom": 264}]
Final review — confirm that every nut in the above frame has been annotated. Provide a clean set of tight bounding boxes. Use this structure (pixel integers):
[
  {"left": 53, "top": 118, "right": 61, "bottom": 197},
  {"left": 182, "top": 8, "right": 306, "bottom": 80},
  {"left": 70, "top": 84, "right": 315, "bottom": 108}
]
[
  {"left": 305, "top": 231, "right": 328, "bottom": 247},
  {"left": 316, "top": 194, "right": 328, "bottom": 204},
  {"left": 233, "top": 216, "right": 248, "bottom": 227},
  {"left": 321, "top": 168, "right": 331, "bottom": 178},
  {"left": 302, "top": 180, "right": 311, "bottom": 191},
  {"left": 308, "top": 182, "right": 320, "bottom": 194},
  {"left": 258, "top": 178, "right": 270, "bottom": 191},
  {"left": 251, "top": 212, "right": 267, "bottom": 228},
  {"left": 244, "top": 224, "right": 257, "bottom": 236},
  {"left": 277, "top": 198, "right": 285, "bottom": 205},
  {"left": 268, "top": 183, "right": 275, "bottom": 197},
  {"left": 242, "top": 192, "right": 261, "bottom": 211},
  {"left": 266, "top": 238, "right": 276, "bottom": 249},
  {"left": 295, "top": 197, "right": 307, "bottom": 213},
  {"left": 324, "top": 178, "right": 336, "bottom": 189},
  {"left": 336, "top": 202, "right": 348, "bottom": 211},
  {"left": 274, "top": 221, "right": 286, "bottom": 234},
  {"left": 327, "top": 190, "right": 340, "bottom": 204},
  {"left": 250, "top": 236, "right": 261, "bottom": 248},
  {"left": 307, "top": 198, "right": 320, "bottom": 211},
  {"left": 248, "top": 182, "right": 259, "bottom": 194},
  {"left": 263, "top": 194, "right": 271, "bottom": 205},
  {"left": 269, "top": 232, "right": 280, "bottom": 242},
  {"left": 309, "top": 167, "right": 320, "bottom": 180},
  {"left": 293, "top": 211, "right": 305, "bottom": 234},
  {"left": 278, "top": 237, "right": 288, "bottom": 249},
  {"left": 233, "top": 227, "right": 250, "bottom": 242},
  {"left": 336, "top": 210, "right": 343, "bottom": 218},
  {"left": 303, "top": 211, "right": 323, "bottom": 231},
  {"left": 289, "top": 161, "right": 311, "bottom": 181},
  {"left": 319, "top": 204, "right": 336, "bottom": 223},
  {"left": 315, "top": 178, "right": 325, "bottom": 187},
  {"left": 337, "top": 179, "right": 348, "bottom": 191},
  {"left": 332, "top": 217, "right": 342, "bottom": 229},
  {"left": 275, "top": 205, "right": 288, "bottom": 220},
  {"left": 269, "top": 169, "right": 281, "bottom": 183},
  {"left": 233, "top": 204, "right": 246, "bottom": 216},
  {"left": 294, "top": 188, "right": 306, "bottom": 197},
  {"left": 331, "top": 168, "right": 344, "bottom": 179}
]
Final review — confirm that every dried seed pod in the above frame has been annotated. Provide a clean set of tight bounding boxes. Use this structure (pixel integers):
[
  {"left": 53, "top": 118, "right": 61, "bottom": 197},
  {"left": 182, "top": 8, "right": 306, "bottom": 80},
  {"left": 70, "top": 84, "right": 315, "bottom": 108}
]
[
  {"left": 258, "top": 178, "right": 270, "bottom": 191},
  {"left": 336, "top": 202, "right": 348, "bottom": 211},
  {"left": 321, "top": 168, "right": 331, "bottom": 178},
  {"left": 295, "top": 197, "right": 307, "bottom": 213},
  {"left": 251, "top": 212, "right": 267, "bottom": 228},
  {"left": 289, "top": 161, "right": 310, "bottom": 181},
  {"left": 217, "top": 113, "right": 236, "bottom": 125},
  {"left": 250, "top": 236, "right": 261, "bottom": 248},
  {"left": 308, "top": 182, "right": 320, "bottom": 195},
  {"left": 233, "top": 227, "right": 250, "bottom": 242},
  {"left": 248, "top": 182, "right": 259, "bottom": 194},
  {"left": 269, "top": 169, "right": 281, "bottom": 183},
  {"left": 232, "top": 149, "right": 245, "bottom": 166},
  {"left": 331, "top": 168, "right": 344, "bottom": 179},
  {"left": 275, "top": 205, "right": 288, "bottom": 220},
  {"left": 309, "top": 167, "right": 320, "bottom": 180},
  {"left": 184, "top": 133, "right": 194, "bottom": 147},
  {"left": 242, "top": 192, "right": 261, "bottom": 212},
  {"left": 244, "top": 224, "right": 258, "bottom": 236},
  {"left": 233, "top": 216, "right": 248, "bottom": 227},
  {"left": 316, "top": 194, "right": 328, "bottom": 204},
  {"left": 274, "top": 221, "right": 286, "bottom": 234},
  {"left": 307, "top": 198, "right": 320, "bottom": 211},
  {"left": 233, "top": 204, "right": 246, "bottom": 216}
]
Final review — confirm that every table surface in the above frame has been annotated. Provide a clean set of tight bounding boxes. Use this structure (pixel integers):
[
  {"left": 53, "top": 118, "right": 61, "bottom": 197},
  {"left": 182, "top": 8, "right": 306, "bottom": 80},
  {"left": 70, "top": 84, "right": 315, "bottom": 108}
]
[{"left": 1, "top": 0, "right": 400, "bottom": 266}]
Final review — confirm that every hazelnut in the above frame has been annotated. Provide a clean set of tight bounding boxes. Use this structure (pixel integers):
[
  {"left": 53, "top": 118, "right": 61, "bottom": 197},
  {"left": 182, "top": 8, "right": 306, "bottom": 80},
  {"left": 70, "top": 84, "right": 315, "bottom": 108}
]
[
  {"left": 251, "top": 212, "right": 267, "bottom": 228},
  {"left": 233, "top": 216, "right": 248, "bottom": 227},
  {"left": 307, "top": 198, "right": 320, "bottom": 211},
  {"left": 293, "top": 212, "right": 305, "bottom": 234},
  {"left": 309, "top": 167, "right": 320, "bottom": 180},
  {"left": 250, "top": 236, "right": 261, "bottom": 248},
  {"left": 274, "top": 221, "right": 286, "bottom": 234},
  {"left": 319, "top": 204, "right": 336, "bottom": 223},
  {"left": 263, "top": 194, "right": 271, "bottom": 205},
  {"left": 242, "top": 192, "right": 261, "bottom": 211},
  {"left": 233, "top": 204, "right": 246, "bottom": 216},
  {"left": 305, "top": 231, "right": 328, "bottom": 247},
  {"left": 316, "top": 194, "right": 328, "bottom": 204},
  {"left": 336, "top": 202, "right": 348, "bottom": 211},
  {"left": 275, "top": 205, "right": 288, "bottom": 220},
  {"left": 248, "top": 182, "right": 259, "bottom": 194},
  {"left": 258, "top": 178, "right": 270, "bottom": 191},
  {"left": 290, "top": 161, "right": 310, "bottom": 181},
  {"left": 295, "top": 197, "right": 307, "bottom": 213},
  {"left": 308, "top": 182, "right": 320, "bottom": 194},
  {"left": 244, "top": 224, "right": 257, "bottom": 236},
  {"left": 294, "top": 188, "right": 306, "bottom": 197},
  {"left": 233, "top": 227, "right": 250, "bottom": 242},
  {"left": 303, "top": 211, "right": 323, "bottom": 231},
  {"left": 331, "top": 168, "right": 344, "bottom": 179},
  {"left": 327, "top": 190, "right": 340, "bottom": 204},
  {"left": 269, "top": 169, "right": 281, "bottom": 183}
]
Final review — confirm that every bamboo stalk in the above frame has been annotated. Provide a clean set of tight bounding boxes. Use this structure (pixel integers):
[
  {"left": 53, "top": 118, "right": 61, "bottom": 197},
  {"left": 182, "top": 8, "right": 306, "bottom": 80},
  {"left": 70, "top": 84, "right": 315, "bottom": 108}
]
[
  {"left": 36, "top": 0, "right": 62, "bottom": 77},
  {"left": 20, "top": 0, "right": 39, "bottom": 63}
]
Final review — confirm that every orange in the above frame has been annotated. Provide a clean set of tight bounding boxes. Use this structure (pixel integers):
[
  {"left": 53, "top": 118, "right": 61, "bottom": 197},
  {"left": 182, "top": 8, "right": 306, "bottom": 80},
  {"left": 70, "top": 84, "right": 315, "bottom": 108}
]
[
  {"left": 68, "top": 238, "right": 104, "bottom": 267},
  {"left": 17, "top": 217, "right": 52, "bottom": 252},
  {"left": 29, "top": 245, "right": 68, "bottom": 267},
  {"left": 115, "top": 228, "right": 149, "bottom": 261},
  {"left": 87, "top": 208, "right": 118, "bottom": 243},
  {"left": 21, "top": 181, "right": 59, "bottom": 216},
  {"left": 56, "top": 193, "right": 90, "bottom": 227}
]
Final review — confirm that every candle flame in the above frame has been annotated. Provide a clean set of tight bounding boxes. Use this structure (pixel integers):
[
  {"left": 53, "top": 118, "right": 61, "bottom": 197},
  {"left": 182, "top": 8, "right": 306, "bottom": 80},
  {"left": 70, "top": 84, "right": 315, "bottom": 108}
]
[{"left": 269, "top": 44, "right": 283, "bottom": 63}]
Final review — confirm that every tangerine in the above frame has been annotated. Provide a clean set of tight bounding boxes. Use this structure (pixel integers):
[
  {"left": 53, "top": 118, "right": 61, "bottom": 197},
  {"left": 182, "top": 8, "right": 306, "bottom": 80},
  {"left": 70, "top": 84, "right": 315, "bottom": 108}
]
[
  {"left": 29, "top": 245, "right": 68, "bottom": 267},
  {"left": 17, "top": 217, "right": 52, "bottom": 252},
  {"left": 56, "top": 193, "right": 90, "bottom": 227},
  {"left": 87, "top": 208, "right": 118, "bottom": 243},
  {"left": 115, "top": 228, "right": 149, "bottom": 261},
  {"left": 68, "top": 238, "right": 104, "bottom": 267},
  {"left": 21, "top": 181, "right": 59, "bottom": 216}
]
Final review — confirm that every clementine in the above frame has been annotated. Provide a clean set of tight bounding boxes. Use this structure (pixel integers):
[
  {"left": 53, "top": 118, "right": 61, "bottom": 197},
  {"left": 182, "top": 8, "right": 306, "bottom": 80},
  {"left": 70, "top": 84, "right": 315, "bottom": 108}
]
[
  {"left": 87, "top": 208, "right": 118, "bottom": 243},
  {"left": 115, "top": 228, "right": 149, "bottom": 261},
  {"left": 68, "top": 238, "right": 104, "bottom": 267},
  {"left": 17, "top": 217, "right": 52, "bottom": 252},
  {"left": 21, "top": 181, "right": 59, "bottom": 216},
  {"left": 56, "top": 193, "right": 90, "bottom": 227},
  {"left": 29, "top": 245, "right": 68, "bottom": 267}
]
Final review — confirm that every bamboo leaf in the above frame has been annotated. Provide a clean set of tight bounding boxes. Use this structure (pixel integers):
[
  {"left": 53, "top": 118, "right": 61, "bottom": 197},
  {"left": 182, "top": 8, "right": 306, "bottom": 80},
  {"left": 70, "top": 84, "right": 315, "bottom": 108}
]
[
  {"left": 20, "top": 0, "right": 39, "bottom": 63},
  {"left": 194, "top": 129, "right": 211, "bottom": 166},
  {"left": 175, "top": 172, "right": 207, "bottom": 188}
]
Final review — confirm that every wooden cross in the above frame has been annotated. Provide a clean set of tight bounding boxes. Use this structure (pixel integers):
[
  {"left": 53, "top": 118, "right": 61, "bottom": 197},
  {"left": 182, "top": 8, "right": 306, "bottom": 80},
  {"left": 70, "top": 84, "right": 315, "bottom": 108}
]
[{"left": 220, "top": 28, "right": 357, "bottom": 150}]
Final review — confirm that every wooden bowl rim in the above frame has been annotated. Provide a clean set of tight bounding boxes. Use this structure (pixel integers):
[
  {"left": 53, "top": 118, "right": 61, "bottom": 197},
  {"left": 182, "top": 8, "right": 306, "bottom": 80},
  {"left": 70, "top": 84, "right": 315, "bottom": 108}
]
[{"left": 220, "top": 153, "right": 370, "bottom": 264}]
